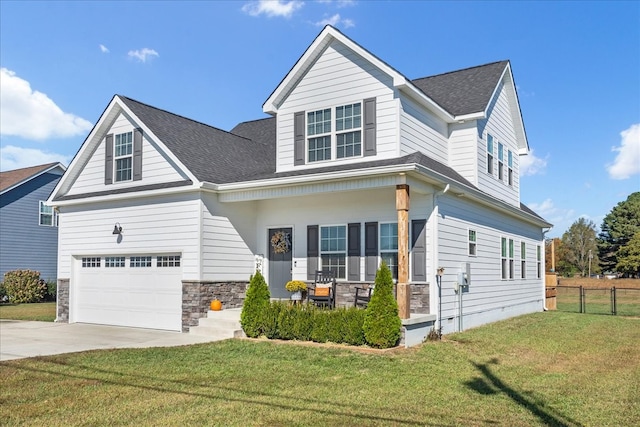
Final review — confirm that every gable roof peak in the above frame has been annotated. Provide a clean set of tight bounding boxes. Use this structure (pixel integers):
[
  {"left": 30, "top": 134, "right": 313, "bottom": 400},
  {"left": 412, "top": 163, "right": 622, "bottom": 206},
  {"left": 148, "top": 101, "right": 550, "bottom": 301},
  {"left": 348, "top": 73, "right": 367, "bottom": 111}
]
[{"left": 0, "top": 162, "right": 66, "bottom": 194}]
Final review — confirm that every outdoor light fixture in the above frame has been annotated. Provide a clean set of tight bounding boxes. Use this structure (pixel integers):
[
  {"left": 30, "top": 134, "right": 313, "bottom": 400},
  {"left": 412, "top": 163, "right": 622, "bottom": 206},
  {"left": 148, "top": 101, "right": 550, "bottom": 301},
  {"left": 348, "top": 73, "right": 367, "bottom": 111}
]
[{"left": 112, "top": 223, "right": 123, "bottom": 235}]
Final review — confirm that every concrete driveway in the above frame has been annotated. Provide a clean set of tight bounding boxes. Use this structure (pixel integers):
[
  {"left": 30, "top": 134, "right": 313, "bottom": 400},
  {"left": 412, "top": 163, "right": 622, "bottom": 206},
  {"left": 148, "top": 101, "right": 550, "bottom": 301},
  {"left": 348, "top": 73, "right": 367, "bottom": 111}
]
[{"left": 0, "top": 320, "right": 225, "bottom": 361}]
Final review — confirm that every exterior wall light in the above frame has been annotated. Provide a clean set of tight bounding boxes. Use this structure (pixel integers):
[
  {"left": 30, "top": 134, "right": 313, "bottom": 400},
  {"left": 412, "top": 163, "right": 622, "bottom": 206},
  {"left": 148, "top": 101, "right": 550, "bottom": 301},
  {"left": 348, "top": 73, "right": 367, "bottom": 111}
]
[{"left": 112, "top": 223, "right": 123, "bottom": 235}]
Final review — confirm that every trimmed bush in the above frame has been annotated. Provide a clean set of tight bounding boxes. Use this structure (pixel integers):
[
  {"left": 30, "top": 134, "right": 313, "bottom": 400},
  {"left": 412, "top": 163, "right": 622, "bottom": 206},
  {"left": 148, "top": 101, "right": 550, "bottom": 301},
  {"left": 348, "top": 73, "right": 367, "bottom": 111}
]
[
  {"left": 0, "top": 281, "right": 7, "bottom": 302},
  {"left": 44, "top": 280, "right": 57, "bottom": 302},
  {"left": 240, "top": 271, "right": 271, "bottom": 338},
  {"left": 263, "top": 301, "right": 284, "bottom": 339},
  {"left": 363, "top": 261, "right": 402, "bottom": 348},
  {"left": 341, "top": 307, "right": 366, "bottom": 346},
  {"left": 311, "top": 310, "right": 331, "bottom": 343},
  {"left": 3, "top": 270, "right": 46, "bottom": 304}
]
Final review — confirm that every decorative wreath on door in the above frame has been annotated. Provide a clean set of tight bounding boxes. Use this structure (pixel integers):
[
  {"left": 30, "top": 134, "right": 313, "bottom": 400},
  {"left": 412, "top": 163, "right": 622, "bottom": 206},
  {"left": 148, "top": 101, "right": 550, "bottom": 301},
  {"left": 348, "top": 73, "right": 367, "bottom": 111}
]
[{"left": 271, "top": 230, "right": 291, "bottom": 254}]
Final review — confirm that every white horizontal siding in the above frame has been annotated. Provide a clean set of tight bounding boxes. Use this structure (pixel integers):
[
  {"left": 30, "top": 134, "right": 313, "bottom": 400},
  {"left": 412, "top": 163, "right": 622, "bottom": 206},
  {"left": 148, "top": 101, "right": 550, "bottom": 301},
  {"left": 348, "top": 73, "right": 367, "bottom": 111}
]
[
  {"left": 399, "top": 95, "right": 448, "bottom": 162},
  {"left": 57, "top": 193, "right": 201, "bottom": 280},
  {"left": 66, "top": 113, "right": 185, "bottom": 196},
  {"left": 201, "top": 195, "right": 257, "bottom": 281},
  {"left": 476, "top": 82, "right": 520, "bottom": 207},
  {"left": 276, "top": 39, "right": 398, "bottom": 173},
  {"left": 435, "top": 195, "right": 544, "bottom": 334},
  {"left": 448, "top": 122, "right": 478, "bottom": 186}
]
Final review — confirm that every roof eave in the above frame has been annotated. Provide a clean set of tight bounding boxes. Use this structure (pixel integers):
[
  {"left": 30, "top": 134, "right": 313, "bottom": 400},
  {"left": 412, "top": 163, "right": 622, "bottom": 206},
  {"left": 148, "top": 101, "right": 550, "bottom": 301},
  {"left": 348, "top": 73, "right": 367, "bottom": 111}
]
[{"left": 0, "top": 162, "right": 66, "bottom": 196}]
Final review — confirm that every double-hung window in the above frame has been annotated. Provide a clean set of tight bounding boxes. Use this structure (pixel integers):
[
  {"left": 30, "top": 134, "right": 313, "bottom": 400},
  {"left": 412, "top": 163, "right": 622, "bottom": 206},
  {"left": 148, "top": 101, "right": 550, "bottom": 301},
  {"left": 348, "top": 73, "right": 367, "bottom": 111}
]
[
  {"left": 498, "top": 142, "right": 504, "bottom": 181},
  {"left": 537, "top": 246, "right": 542, "bottom": 279},
  {"left": 521, "top": 242, "right": 526, "bottom": 279},
  {"left": 501, "top": 237, "right": 508, "bottom": 279},
  {"left": 114, "top": 132, "right": 133, "bottom": 182},
  {"left": 320, "top": 225, "right": 346, "bottom": 278},
  {"left": 380, "top": 223, "right": 398, "bottom": 280},
  {"left": 39, "top": 201, "right": 56, "bottom": 226},
  {"left": 468, "top": 229, "right": 477, "bottom": 256},
  {"left": 508, "top": 150, "right": 514, "bottom": 186},
  {"left": 508, "top": 239, "right": 515, "bottom": 279},
  {"left": 487, "top": 135, "right": 494, "bottom": 175},
  {"left": 308, "top": 103, "right": 362, "bottom": 162}
]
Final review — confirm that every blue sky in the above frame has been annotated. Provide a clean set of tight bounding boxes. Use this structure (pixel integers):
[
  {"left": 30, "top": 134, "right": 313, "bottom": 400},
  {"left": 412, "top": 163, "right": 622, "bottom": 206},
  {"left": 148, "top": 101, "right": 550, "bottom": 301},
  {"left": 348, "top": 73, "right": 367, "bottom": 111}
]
[{"left": 1, "top": 1, "right": 638, "bottom": 237}]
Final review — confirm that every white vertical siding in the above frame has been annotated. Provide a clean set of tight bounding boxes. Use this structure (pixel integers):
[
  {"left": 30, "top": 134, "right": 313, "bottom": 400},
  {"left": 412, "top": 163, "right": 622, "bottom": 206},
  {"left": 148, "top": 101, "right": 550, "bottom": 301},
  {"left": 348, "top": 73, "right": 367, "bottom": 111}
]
[
  {"left": 448, "top": 121, "right": 478, "bottom": 186},
  {"left": 57, "top": 193, "right": 201, "bottom": 280},
  {"left": 399, "top": 95, "right": 449, "bottom": 163},
  {"left": 276, "top": 40, "right": 398, "bottom": 173},
  {"left": 201, "top": 195, "right": 257, "bottom": 281},
  {"left": 66, "top": 113, "right": 186, "bottom": 196},
  {"left": 476, "top": 82, "right": 520, "bottom": 207},
  {"left": 434, "top": 194, "right": 544, "bottom": 334}
]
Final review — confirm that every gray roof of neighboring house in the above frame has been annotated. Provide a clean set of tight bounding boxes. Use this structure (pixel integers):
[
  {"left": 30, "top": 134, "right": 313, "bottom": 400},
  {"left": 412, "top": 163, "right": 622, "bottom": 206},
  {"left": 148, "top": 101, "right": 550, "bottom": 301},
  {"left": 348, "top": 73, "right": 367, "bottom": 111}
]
[{"left": 411, "top": 60, "right": 509, "bottom": 117}]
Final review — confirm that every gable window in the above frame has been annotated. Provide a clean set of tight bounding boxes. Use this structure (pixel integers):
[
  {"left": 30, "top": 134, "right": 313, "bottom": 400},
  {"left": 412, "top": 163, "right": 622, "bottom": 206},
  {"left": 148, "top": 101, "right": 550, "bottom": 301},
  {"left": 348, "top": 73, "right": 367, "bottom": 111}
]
[
  {"left": 114, "top": 132, "right": 133, "bottom": 182},
  {"left": 307, "top": 103, "right": 362, "bottom": 163},
  {"left": 82, "top": 257, "right": 101, "bottom": 268},
  {"left": 336, "top": 103, "right": 362, "bottom": 158},
  {"left": 105, "top": 256, "right": 126, "bottom": 268},
  {"left": 157, "top": 255, "right": 181, "bottom": 267},
  {"left": 521, "top": 242, "right": 526, "bottom": 279},
  {"left": 487, "top": 135, "right": 494, "bottom": 175},
  {"left": 130, "top": 256, "right": 152, "bottom": 268},
  {"left": 501, "top": 237, "right": 508, "bottom": 279},
  {"left": 380, "top": 223, "right": 398, "bottom": 280},
  {"left": 537, "top": 245, "right": 542, "bottom": 279},
  {"left": 307, "top": 109, "right": 331, "bottom": 162},
  {"left": 508, "top": 150, "right": 514, "bottom": 186},
  {"left": 498, "top": 142, "right": 504, "bottom": 181},
  {"left": 468, "top": 229, "right": 477, "bottom": 256},
  {"left": 509, "top": 238, "right": 514, "bottom": 279},
  {"left": 39, "top": 201, "right": 56, "bottom": 226},
  {"left": 320, "top": 225, "right": 346, "bottom": 279}
]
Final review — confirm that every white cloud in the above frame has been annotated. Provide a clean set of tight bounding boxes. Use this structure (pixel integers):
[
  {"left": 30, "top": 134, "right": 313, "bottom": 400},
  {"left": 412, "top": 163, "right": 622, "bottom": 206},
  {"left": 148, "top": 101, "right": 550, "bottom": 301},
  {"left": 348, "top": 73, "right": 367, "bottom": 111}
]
[
  {"left": 0, "top": 145, "right": 71, "bottom": 171},
  {"left": 519, "top": 149, "right": 547, "bottom": 176},
  {"left": 128, "top": 48, "right": 159, "bottom": 63},
  {"left": 527, "top": 198, "right": 576, "bottom": 236},
  {"left": 317, "top": 0, "right": 355, "bottom": 6},
  {"left": 314, "top": 13, "right": 355, "bottom": 28},
  {"left": 242, "top": 0, "right": 303, "bottom": 18},
  {"left": 606, "top": 123, "right": 640, "bottom": 180},
  {"left": 0, "top": 68, "right": 93, "bottom": 141},
  {"left": 99, "top": 44, "right": 109, "bottom": 53}
]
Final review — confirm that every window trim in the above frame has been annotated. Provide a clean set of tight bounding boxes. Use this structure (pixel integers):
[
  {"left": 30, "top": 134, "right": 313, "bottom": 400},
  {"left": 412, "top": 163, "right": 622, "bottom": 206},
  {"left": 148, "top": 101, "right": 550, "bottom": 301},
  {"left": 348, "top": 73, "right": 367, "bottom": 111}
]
[
  {"left": 306, "top": 102, "right": 363, "bottom": 163},
  {"left": 468, "top": 229, "right": 477, "bottom": 256},
  {"left": 39, "top": 201, "right": 57, "bottom": 227},
  {"left": 521, "top": 241, "right": 526, "bottom": 279},
  {"left": 508, "top": 150, "right": 514, "bottom": 186},
  {"left": 319, "top": 224, "right": 347, "bottom": 279},
  {"left": 114, "top": 131, "right": 133, "bottom": 182},
  {"left": 501, "top": 237, "right": 508, "bottom": 280},
  {"left": 537, "top": 245, "right": 542, "bottom": 279},
  {"left": 487, "top": 134, "right": 494, "bottom": 175},
  {"left": 508, "top": 238, "right": 515, "bottom": 279}
]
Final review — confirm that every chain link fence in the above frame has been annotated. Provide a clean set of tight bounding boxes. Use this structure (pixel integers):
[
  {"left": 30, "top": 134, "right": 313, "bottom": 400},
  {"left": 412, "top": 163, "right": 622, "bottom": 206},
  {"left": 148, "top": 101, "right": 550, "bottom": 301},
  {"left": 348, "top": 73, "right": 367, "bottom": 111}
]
[{"left": 556, "top": 286, "right": 640, "bottom": 316}]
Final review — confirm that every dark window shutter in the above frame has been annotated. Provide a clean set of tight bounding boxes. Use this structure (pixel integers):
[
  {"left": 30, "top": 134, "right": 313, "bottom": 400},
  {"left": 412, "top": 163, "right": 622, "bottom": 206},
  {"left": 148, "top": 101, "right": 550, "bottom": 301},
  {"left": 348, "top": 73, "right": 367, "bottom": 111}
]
[
  {"left": 363, "top": 97, "right": 376, "bottom": 157},
  {"left": 348, "top": 223, "right": 361, "bottom": 281},
  {"left": 364, "top": 221, "right": 378, "bottom": 281},
  {"left": 294, "top": 111, "right": 305, "bottom": 165},
  {"left": 133, "top": 128, "right": 143, "bottom": 181},
  {"left": 104, "top": 134, "right": 113, "bottom": 185},
  {"left": 411, "top": 219, "right": 427, "bottom": 282},
  {"left": 307, "top": 225, "right": 319, "bottom": 280}
]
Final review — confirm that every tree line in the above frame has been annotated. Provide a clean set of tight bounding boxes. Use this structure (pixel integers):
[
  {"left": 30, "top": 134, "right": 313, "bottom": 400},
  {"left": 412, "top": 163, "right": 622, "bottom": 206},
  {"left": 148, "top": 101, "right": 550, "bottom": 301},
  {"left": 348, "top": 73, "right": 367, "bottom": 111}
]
[{"left": 545, "top": 192, "right": 640, "bottom": 278}]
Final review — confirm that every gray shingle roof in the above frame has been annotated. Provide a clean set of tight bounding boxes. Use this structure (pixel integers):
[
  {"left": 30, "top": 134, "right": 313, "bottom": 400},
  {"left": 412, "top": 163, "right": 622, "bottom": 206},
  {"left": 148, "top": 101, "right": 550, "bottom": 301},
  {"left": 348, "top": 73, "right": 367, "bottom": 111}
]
[{"left": 411, "top": 60, "right": 509, "bottom": 117}]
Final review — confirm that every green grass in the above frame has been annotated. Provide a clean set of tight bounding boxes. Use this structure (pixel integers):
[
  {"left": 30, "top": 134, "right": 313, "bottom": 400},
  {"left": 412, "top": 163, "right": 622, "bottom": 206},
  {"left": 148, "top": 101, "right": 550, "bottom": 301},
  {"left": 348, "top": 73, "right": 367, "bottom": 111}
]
[
  {"left": 0, "top": 302, "right": 56, "bottom": 321},
  {"left": 1, "top": 311, "right": 639, "bottom": 426}
]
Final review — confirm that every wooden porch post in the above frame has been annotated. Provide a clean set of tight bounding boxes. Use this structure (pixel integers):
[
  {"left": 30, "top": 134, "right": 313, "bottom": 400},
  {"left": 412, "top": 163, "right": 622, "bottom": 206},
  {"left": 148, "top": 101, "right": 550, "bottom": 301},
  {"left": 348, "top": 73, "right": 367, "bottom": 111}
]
[{"left": 396, "top": 184, "right": 410, "bottom": 319}]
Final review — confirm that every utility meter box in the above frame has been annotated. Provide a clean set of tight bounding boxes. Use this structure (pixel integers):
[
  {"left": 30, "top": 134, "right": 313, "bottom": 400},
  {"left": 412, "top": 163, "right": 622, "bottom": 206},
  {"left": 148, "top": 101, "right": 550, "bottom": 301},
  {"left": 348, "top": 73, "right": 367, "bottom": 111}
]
[{"left": 457, "top": 263, "right": 471, "bottom": 290}]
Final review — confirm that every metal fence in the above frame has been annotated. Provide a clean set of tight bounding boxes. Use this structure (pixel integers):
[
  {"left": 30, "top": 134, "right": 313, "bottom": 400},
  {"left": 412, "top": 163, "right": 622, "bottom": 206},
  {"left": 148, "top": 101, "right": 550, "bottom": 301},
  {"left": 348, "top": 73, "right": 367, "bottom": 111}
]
[{"left": 556, "top": 286, "right": 640, "bottom": 316}]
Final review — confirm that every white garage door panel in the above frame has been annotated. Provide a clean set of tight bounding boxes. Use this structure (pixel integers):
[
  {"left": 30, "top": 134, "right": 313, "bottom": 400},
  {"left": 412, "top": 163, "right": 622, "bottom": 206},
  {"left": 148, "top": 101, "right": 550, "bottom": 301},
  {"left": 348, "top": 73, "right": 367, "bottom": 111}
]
[{"left": 74, "top": 261, "right": 182, "bottom": 331}]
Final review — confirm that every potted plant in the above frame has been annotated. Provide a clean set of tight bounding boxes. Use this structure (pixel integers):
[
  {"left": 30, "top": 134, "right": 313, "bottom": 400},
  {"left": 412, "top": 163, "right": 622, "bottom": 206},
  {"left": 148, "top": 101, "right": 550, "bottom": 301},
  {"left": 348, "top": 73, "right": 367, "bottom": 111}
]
[{"left": 285, "top": 280, "right": 307, "bottom": 301}]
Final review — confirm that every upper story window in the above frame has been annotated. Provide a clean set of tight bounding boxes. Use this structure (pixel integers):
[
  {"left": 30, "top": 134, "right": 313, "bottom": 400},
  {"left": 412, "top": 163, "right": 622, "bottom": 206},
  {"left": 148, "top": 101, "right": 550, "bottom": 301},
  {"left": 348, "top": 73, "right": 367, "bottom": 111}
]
[
  {"left": 468, "top": 229, "right": 477, "bottom": 256},
  {"left": 39, "top": 201, "right": 57, "bottom": 226},
  {"left": 498, "top": 142, "right": 504, "bottom": 181},
  {"left": 487, "top": 135, "right": 494, "bottom": 175},
  {"left": 307, "top": 103, "right": 362, "bottom": 163},
  {"left": 508, "top": 150, "right": 514, "bottom": 186},
  {"left": 114, "top": 132, "right": 133, "bottom": 182},
  {"left": 320, "top": 225, "right": 346, "bottom": 279},
  {"left": 380, "top": 223, "right": 398, "bottom": 280}
]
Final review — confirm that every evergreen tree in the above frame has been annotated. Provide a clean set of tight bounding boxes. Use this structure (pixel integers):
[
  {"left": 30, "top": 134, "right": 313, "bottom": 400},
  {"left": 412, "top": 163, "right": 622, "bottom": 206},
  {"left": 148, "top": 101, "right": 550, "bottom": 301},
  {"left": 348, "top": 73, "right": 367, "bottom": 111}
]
[
  {"left": 363, "top": 261, "right": 401, "bottom": 348},
  {"left": 598, "top": 192, "right": 640, "bottom": 274},
  {"left": 616, "top": 231, "right": 640, "bottom": 277},
  {"left": 240, "top": 270, "right": 271, "bottom": 338}
]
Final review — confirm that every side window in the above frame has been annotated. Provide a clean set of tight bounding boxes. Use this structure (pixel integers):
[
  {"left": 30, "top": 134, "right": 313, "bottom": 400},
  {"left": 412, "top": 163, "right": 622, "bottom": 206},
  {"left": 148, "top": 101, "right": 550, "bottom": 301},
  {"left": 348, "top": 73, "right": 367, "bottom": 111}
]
[
  {"left": 39, "top": 201, "right": 56, "bottom": 226},
  {"left": 487, "top": 135, "right": 494, "bottom": 175},
  {"left": 501, "top": 237, "right": 508, "bottom": 279},
  {"left": 521, "top": 242, "right": 526, "bottom": 279},
  {"left": 509, "top": 238, "right": 514, "bottom": 279},
  {"left": 468, "top": 229, "right": 477, "bottom": 256},
  {"left": 508, "top": 150, "right": 514, "bottom": 186},
  {"left": 498, "top": 142, "right": 504, "bottom": 181}
]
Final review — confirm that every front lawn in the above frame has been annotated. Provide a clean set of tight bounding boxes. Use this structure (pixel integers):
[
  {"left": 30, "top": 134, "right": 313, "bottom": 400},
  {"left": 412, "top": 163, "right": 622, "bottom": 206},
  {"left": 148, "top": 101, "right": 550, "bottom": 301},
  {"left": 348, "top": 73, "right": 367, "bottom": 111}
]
[
  {"left": 0, "top": 302, "right": 56, "bottom": 322},
  {"left": 1, "top": 311, "right": 638, "bottom": 426}
]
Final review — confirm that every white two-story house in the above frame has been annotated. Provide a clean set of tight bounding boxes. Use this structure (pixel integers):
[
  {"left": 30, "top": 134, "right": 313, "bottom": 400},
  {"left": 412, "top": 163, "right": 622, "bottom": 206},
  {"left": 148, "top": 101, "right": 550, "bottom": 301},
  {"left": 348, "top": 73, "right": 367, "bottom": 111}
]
[{"left": 48, "top": 26, "right": 551, "bottom": 339}]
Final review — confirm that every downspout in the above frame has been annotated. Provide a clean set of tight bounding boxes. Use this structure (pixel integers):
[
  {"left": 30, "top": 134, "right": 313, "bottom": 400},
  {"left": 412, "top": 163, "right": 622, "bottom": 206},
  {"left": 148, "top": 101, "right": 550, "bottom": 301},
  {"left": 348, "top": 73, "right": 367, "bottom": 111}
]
[{"left": 433, "top": 184, "right": 449, "bottom": 335}]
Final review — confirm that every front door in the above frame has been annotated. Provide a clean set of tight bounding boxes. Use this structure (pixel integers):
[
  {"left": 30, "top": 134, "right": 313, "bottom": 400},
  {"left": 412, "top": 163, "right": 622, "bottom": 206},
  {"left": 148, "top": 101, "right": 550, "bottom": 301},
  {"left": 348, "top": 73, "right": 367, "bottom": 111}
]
[{"left": 268, "top": 228, "right": 293, "bottom": 298}]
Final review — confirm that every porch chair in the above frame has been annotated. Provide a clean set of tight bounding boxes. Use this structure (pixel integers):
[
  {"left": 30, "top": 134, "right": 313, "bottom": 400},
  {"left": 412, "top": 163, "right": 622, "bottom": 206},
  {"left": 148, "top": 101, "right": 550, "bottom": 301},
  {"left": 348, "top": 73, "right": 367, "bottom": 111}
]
[
  {"left": 354, "top": 285, "right": 373, "bottom": 308},
  {"left": 307, "top": 270, "right": 337, "bottom": 309}
]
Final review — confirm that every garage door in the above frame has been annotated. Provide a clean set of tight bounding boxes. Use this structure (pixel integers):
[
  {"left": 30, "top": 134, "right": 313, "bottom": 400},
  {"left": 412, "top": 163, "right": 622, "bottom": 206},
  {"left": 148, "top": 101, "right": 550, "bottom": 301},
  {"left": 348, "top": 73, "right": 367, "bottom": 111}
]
[{"left": 73, "top": 255, "right": 182, "bottom": 331}]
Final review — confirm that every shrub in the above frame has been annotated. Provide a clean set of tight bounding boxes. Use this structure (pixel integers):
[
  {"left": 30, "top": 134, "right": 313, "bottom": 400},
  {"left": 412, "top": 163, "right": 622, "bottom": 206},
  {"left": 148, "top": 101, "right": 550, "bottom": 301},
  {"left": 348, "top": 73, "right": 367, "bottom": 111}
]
[
  {"left": 3, "top": 270, "right": 46, "bottom": 304},
  {"left": 240, "top": 271, "right": 271, "bottom": 338},
  {"left": 363, "top": 261, "right": 402, "bottom": 348},
  {"left": 311, "top": 310, "right": 331, "bottom": 343},
  {"left": 263, "top": 301, "right": 284, "bottom": 339},
  {"left": 44, "top": 280, "right": 57, "bottom": 302},
  {"left": 0, "top": 281, "right": 7, "bottom": 303},
  {"left": 341, "top": 307, "right": 366, "bottom": 346}
]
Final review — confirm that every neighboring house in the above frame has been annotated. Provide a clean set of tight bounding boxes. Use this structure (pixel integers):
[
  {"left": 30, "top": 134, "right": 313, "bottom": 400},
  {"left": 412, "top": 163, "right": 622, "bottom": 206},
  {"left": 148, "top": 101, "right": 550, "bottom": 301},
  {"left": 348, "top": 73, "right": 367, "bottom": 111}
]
[
  {"left": 1, "top": 162, "right": 66, "bottom": 282},
  {"left": 48, "top": 26, "right": 551, "bottom": 338}
]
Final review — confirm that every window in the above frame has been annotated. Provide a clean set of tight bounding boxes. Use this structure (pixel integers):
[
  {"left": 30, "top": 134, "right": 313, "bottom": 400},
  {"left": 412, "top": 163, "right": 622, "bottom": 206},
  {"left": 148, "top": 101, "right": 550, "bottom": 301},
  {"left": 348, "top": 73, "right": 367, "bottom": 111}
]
[
  {"left": 508, "top": 150, "right": 514, "bottom": 186},
  {"left": 336, "top": 103, "right": 362, "bottom": 159},
  {"left": 487, "top": 135, "right": 494, "bottom": 175},
  {"left": 39, "top": 201, "right": 56, "bottom": 226},
  {"left": 498, "top": 142, "right": 504, "bottom": 181},
  {"left": 157, "top": 255, "right": 181, "bottom": 267},
  {"left": 380, "top": 223, "right": 398, "bottom": 279},
  {"left": 521, "top": 242, "right": 526, "bottom": 279},
  {"left": 307, "top": 103, "right": 362, "bottom": 162},
  {"left": 537, "top": 245, "right": 542, "bottom": 279},
  {"left": 82, "top": 257, "right": 101, "bottom": 268},
  {"left": 501, "top": 237, "right": 508, "bottom": 279},
  {"left": 105, "top": 256, "right": 126, "bottom": 268},
  {"left": 467, "top": 229, "right": 477, "bottom": 256},
  {"left": 114, "top": 132, "right": 133, "bottom": 182},
  {"left": 130, "top": 256, "right": 152, "bottom": 268},
  {"left": 509, "top": 238, "right": 514, "bottom": 279},
  {"left": 320, "top": 226, "right": 346, "bottom": 279}
]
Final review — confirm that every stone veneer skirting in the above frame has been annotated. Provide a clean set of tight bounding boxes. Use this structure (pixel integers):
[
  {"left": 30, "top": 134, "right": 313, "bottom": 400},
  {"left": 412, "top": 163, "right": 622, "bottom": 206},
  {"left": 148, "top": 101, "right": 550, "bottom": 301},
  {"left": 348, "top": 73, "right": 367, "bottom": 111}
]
[
  {"left": 56, "top": 278, "right": 70, "bottom": 323},
  {"left": 182, "top": 281, "right": 248, "bottom": 332},
  {"left": 331, "top": 282, "right": 430, "bottom": 314}
]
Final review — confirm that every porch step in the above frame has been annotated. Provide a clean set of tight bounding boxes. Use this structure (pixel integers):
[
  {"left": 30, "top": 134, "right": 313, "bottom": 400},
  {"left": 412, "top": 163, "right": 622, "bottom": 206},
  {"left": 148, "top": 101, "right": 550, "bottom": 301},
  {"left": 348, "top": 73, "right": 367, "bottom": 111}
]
[{"left": 189, "top": 308, "right": 245, "bottom": 339}]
